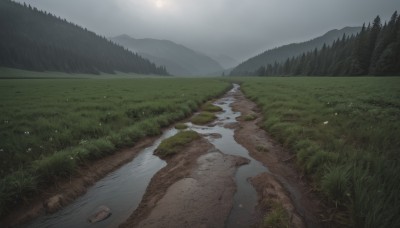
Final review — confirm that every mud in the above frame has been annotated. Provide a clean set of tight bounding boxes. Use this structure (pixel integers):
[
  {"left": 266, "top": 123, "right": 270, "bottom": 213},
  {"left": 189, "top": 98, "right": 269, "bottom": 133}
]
[
  {"left": 232, "top": 89, "right": 324, "bottom": 228},
  {"left": 120, "top": 138, "right": 249, "bottom": 227},
  {"left": 0, "top": 137, "right": 158, "bottom": 227}
]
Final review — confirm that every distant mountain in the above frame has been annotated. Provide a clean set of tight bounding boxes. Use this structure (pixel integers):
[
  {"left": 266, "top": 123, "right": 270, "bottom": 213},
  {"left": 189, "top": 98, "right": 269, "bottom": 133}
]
[
  {"left": 111, "top": 35, "right": 223, "bottom": 76},
  {"left": 230, "top": 27, "right": 361, "bottom": 75},
  {"left": 0, "top": 0, "right": 168, "bottom": 75},
  {"left": 209, "top": 54, "right": 239, "bottom": 69}
]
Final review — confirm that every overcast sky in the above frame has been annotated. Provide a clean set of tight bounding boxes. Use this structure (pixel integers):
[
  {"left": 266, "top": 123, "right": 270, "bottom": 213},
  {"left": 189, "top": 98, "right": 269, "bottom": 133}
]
[{"left": 15, "top": 0, "right": 400, "bottom": 61}]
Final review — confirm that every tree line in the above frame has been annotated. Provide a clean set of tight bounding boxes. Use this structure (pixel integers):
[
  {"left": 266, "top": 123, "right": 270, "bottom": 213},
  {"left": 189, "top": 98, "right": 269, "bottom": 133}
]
[
  {"left": 0, "top": 0, "right": 168, "bottom": 75},
  {"left": 249, "top": 12, "right": 400, "bottom": 76}
]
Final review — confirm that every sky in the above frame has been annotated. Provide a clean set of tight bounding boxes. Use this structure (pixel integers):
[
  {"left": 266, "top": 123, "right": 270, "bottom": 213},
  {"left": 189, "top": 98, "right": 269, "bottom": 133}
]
[{"left": 15, "top": 0, "right": 400, "bottom": 62}]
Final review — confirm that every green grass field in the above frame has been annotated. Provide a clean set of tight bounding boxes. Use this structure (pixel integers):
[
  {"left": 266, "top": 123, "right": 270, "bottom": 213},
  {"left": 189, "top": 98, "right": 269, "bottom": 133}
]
[
  {"left": 240, "top": 77, "right": 400, "bottom": 227},
  {"left": 0, "top": 77, "right": 230, "bottom": 216}
]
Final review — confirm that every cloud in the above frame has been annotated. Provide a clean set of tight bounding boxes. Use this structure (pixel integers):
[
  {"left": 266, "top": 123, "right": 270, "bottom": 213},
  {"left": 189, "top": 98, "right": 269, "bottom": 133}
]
[{"left": 13, "top": 0, "right": 400, "bottom": 61}]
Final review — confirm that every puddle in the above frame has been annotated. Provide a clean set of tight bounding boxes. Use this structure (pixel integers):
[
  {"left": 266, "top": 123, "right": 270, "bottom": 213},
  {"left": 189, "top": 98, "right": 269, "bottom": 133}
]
[
  {"left": 27, "top": 129, "right": 178, "bottom": 228},
  {"left": 188, "top": 84, "right": 269, "bottom": 227},
  {"left": 27, "top": 84, "right": 270, "bottom": 228}
]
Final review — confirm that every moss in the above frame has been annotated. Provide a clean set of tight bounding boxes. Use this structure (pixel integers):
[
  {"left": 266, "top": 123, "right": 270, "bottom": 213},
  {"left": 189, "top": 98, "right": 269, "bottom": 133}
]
[
  {"left": 191, "top": 112, "right": 216, "bottom": 125},
  {"left": 243, "top": 113, "right": 257, "bottom": 121},
  {"left": 202, "top": 102, "right": 222, "bottom": 112},
  {"left": 155, "top": 130, "right": 200, "bottom": 158},
  {"left": 175, "top": 123, "right": 188, "bottom": 130}
]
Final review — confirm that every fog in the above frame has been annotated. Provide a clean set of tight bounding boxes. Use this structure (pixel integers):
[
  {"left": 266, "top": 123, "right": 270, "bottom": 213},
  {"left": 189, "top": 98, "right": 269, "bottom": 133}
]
[{"left": 15, "top": 0, "right": 400, "bottom": 61}]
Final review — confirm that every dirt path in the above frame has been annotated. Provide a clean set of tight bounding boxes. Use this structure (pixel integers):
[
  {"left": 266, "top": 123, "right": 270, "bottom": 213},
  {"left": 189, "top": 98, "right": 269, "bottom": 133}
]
[
  {"left": 232, "top": 90, "right": 324, "bottom": 227},
  {"left": 120, "top": 137, "right": 249, "bottom": 227},
  {"left": 3, "top": 86, "right": 325, "bottom": 228}
]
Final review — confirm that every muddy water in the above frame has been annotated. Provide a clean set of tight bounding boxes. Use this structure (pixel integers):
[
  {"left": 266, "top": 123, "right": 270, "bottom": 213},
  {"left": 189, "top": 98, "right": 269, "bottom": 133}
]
[
  {"left": 27, "top": 84, "right": 270, "bottom": 228},
  {"left": 188, "top": 84, "right": 269, "bottom": 227},
  {"left": 27, "top": 129, "right": 178, "bottom": 228}
]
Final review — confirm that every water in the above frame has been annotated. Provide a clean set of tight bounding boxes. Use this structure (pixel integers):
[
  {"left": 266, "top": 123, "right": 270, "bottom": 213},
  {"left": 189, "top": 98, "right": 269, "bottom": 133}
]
[
  {"left": 187, "top": 84, "right": 269, "bottom": 227},
  {"left": 27, "top": 128, "right": 178, "bottom": 228},
  {"left": 27, "top": 84, "right": 294, "bottom": 228}
]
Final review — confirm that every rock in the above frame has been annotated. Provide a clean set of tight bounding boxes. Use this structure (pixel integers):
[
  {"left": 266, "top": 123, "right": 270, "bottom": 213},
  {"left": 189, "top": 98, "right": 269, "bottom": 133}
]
[
  {"left": 88, "top": 205, "right": 112, "bottom": 223},
  {"left": 44, "top": 194, "right": 64, "bottom": 213}
]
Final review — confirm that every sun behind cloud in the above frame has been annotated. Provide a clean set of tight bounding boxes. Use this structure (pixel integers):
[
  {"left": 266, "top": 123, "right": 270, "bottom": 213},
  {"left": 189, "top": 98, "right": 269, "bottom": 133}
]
[{"left": 155, "top": 0, "right": 164, "bottom": 8}]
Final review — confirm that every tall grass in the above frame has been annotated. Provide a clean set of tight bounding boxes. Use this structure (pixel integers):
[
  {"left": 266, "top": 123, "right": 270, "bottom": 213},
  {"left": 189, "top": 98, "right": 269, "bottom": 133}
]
[
  {"left": 0, "top": 77, "right": 230, "bottom": 216},
  {"left": 239, "top": 77, "right": 400, "bottom": 227}
]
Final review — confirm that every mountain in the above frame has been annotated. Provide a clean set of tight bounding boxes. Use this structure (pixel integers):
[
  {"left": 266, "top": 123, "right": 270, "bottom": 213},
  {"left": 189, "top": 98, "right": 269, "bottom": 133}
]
[
  {"left": 0, "top": 0, "right": 168, "bottom": 75},
  {"left": 209, "top": 54, "right": 239, "bottom": 69},
  {"left": 111, "top": 35, "right": 223, "bottom": 76},
  {"left": 251, "top": 13, "right": 400, "bottom": 76},
  {"left": 230, "top": 27, "right": 361, "bottom": 75}
]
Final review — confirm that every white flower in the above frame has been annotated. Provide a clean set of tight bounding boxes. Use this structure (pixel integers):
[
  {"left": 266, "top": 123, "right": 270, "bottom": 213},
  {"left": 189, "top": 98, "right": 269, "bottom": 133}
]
[
  {"left": 0, "top": 149, "right": 3, "bottom": 152},
  {"left": 334, "top": 113, "right": 338, "bottom": 116},
  {"left": 55, "top": 130, "right": 58, "bottom": 133},
  {"left": 49, "top": 137, "right": 53, "bottom": 141},
  {"left": 99, "top": 123, "right": 102, "bottom": 126},
  {"left": 24, "top": 131, "right": 30, "bottom": 135},
  {"left": 323, "top": 121, "right": 329, "bottom": 125},
  {"left": 70, "top": 156, "right": 74, "bottom": 160},
  {"left": 27, "top": 148, "right": 32, "bottom": 152}
]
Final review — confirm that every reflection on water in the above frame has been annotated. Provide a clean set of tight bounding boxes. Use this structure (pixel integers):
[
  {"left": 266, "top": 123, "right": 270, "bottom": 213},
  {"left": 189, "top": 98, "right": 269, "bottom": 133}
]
[{"left": 27, "top": 129, "right": 177, "bottom": 228}]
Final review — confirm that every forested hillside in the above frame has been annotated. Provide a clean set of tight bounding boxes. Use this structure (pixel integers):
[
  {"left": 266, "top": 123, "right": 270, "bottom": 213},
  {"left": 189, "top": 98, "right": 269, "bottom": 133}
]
[
  {"left": 0, "top": 0, "right": 168, "bottom": 75},
  {"left": 252, "top": 12, "right": 400, "bottom": 76},
  {"left": 111, "top": 35, "right": 223, "bottom": 76},
  {"left": 230, "top": 27, "right": 361, "bottom": 76}
]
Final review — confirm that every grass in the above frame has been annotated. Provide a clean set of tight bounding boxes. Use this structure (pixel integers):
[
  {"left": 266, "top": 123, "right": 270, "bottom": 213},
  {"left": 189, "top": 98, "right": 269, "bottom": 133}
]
[
  {"left": 201, "top": 101, "right": 223, "bottom": 112},
  {"left": 175, "top": 123, "right": 188, "bottom": 130},
  {"left": 0, "top": 75, "right": 230, "bottom": 216},
  {"left": 239, "top": 77, "right": 400, "bottom": 227},
  {"left": 155, "top": 130, "right": 200, "bottom": 158},
  {"left": 262, "top": 201, "right": 290, "bottom": 228},
  {"left": 243, "top": 113, "right": 257, "bottom": 121},
  {"left": 191, "top": 112, "right": 216, "bottom": 125}
]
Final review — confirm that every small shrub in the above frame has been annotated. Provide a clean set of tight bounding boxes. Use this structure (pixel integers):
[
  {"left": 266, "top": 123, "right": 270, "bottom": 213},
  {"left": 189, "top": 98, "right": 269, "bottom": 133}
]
[
  {"left": 191, "top": 112, "right": 216, "bottom": 125},
  {"left": 155, "top": 130, "right": 199, "bottom": 158}
]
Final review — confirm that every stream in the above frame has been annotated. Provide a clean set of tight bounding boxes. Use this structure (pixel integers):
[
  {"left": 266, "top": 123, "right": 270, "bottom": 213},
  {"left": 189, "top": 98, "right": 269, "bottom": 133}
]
[{"left": 27, "top": 84, "right": 275, "bottom": 227}]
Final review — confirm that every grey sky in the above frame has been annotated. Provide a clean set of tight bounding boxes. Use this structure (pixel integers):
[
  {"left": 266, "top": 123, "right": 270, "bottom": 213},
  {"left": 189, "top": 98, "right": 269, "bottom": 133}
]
[{"left": 15, "top": 0, "right": 400, "bottom": 61}]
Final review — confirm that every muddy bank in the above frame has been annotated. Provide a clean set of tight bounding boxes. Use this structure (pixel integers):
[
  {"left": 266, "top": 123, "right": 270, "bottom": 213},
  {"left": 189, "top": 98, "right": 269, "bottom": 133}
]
[
  {"left": 121, "top": 137, "right": 249, "bottom": 227},
  {"left": 0, "top": 136, "right": 158, "bottom": 228},
  {"left": 232, "top": 90, "right": 324, "bottom": 227}
]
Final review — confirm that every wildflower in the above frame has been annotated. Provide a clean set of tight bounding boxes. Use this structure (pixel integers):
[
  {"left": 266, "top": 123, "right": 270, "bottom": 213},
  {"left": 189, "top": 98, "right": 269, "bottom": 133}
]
[
  {"left": 99, "top": 123, "right": 102, "bottom": 126},
  {"left": 49, "top": 137, "right": 53, "bottom": 141},
  {"left": 70, "top": 156, "right": 74, "bottom": 160},
  {"left": 27, "top": 148, "right": 32, "bottom": 153},
  {"left": 55, "top": 130, "right": 58, "bottom": 133},
  {"left": 334, "top": 113, "right": 338, "bottom": 116},
  {"left": 24, "top": 131, "right": 30, "bottom": 135},
  {"left": 80, "top": 139, "right": 87, "bottom": 144},
  {"left": 323, "top": 121, "right": 329, "bottom": 125},
  {"left": 0, "top": 149, "right": 3, "bottom": 152}
]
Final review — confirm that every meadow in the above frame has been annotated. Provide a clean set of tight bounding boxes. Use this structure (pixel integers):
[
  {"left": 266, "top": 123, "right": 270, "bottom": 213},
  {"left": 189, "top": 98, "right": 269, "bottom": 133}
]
[
  {"left": 240, "top": 77, "right": 400, "bottom": 227},
  {"left": 0, "top": 77, "right": 230, "bottom": 216}
]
